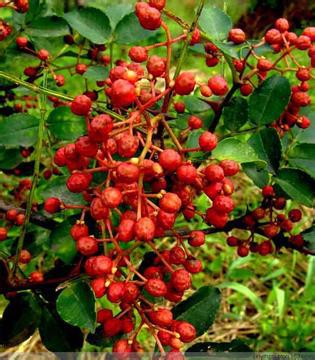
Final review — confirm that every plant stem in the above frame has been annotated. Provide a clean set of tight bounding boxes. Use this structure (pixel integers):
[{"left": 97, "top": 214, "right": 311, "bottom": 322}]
[{"left": 12, "top": 70, "right": 48, "bottom": 277}]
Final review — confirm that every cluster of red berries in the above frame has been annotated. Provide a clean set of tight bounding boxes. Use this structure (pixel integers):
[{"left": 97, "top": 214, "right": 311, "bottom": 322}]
[
  {"left": 0, "top": 0, "right": 29, "bottom": 41},
  {"left": 227, "top": 185, "right": 305, "bottom": 257},
  {"left": 0, "top": 208, "right": 25, "bottom": 242}
]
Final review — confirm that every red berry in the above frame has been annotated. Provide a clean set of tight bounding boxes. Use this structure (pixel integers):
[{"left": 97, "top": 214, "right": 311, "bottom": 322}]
[
  {"left": 149, "top": 0, "right": 165, "bottom": 10},
  {"left": 280, "top": 219, "right": 293, "bottom": 232},
  {"left": 29, "top": 271, "right": 44, "bottom": 283},
  {"left": 208, "top": 75, "right": 228, "bottom": 96},
  {"left": 116, "top": 163, "right": 139, "bottom": 184},
  {"left": 70, "top": 223, "right": 89, "bottom": 241},
  {"left": 171, "top": 269, "right": 191, "bottom": 291},
  {"left": 159, "top": 149, "right": 182, "bottom": 171},
  {"left": 184, "top": 257, "right": 202, "bottom": 274},
  {"left": 288, "top": 209, "right": 302, "bottom": 222},
  {"left": 273, "top": 197, "right": 286, "bottom": 210},
  {"left": 147, "top": 55, "right": 166, "bottom": 77},
  {"left": 204, "top": 182, "right": 223, "bottom": 200},
  {"left": 16, "top": 36, "right": 28, "bottom": 48},
  {"left": 296, "top": 68, "right": 310, "bottom": 81},
  {"left": 117, "top": 134, "right": 139, "bottom": 158},
  {"left": 205, "top": 208, "right": 228, "bottom": 228},
  {"left": 198, "top": 131, "right": 218, "bottom": 152},
  {"left": 265, "top": 29, "right": 282, "bottom": 44},
  {"left": 0, "top": 227, "right": 8, "bottom": 241},
  {"left": 263, "top": 224, "right": 279, "bottom": 238},
  {"left": 129, "top": 46, "right": 148, "bottom": 63},
  {"left": 145, "top": 278, "right": 167, "bottom": 297},
  {"left": 158, "top": 330, "right": 172, "bottom": 345},
  {"left": 258, "top": 240, "right": 273, "bottom": 255},
  {"left": 175, "top": 321, "right": 196, "bottom": 343},
  {"left": 71, "top": 95, "right": 92, "bottom": 116},
  {"left": 291, "top": 91, "right": 311, "bottom": 107},
  {"left": 169, "top": 246, "right": 186, "bottom": 265},
  {"left": 204, "top": 164, "right": 225, "bottom": 182},
  {"left": 75, "top": 136, "right": 98, "bottom": 157},
  {"left": 173, "top": 101, "right": 185, "bottom": 113},
  {"left": 257, "top": 58, "right": 273, "bottom": 71},
  {"left": 149, "top": 308, "right": 173, "bottom": 327},
  {"left": 275, "top": 18, "right": 289, "bottom": 32},
  {"left": 89, "top": 114, "right": 113, "bottom": 142},
  {"left": 262, "top": 185, "right": 275, "bottom": 198},
  {"left": 177, "top": 164, "right": 197, "bottom": 184},
  {"left": 237, "top": 245, "right": 249, "bottom": 257},
  {"left": 76, "top": 236, "right": 98, "bottom": 256},
  {"left": 67, "top": 172, "right": 91, "bottom": 193},
  {"left": 38, "top": 49, "right": 49, "bottom": 61},
  {"left": 111, "top": 79, "right": 136, "bottom": 108},
  {"left": 44, "top": 197, "right": 61, "bottom": 213},
  {"left": 200, "top": 84, "right": 212, "bottom": 97},
  {"left": 188, "top": 115, "right": 203, "bottom": 129},
  {"left": 157, "top": 210, "right": 176, "bottom": 230},
  {"left": 97, "top": 309, "right": 113, "bottom": 323},
  {"left": 227, "top": 236, "right": 239, "bottom": 247},
  {"left": 103, "top": 318, "right": 122, "bottom": 337},
  {"left": 135, "top": 2, "right": 161, "bottom": 30},
  {"left": 19, "top": 249, "right": 31, "bottom": 264},
  {"left": 75, "top": 63, "right": 87, "bottom": 75},
  {"left": 240, "top": 83, "right": 253, "bottom": 96},
  {"left": 135, "top": 217, "right": 155, "bottom": 241},
  {"left": 228, "top": 28, "right": 246, "bottom": 44},
  {"left": 117, "top": 219, "right": 135, "bottom": 242},
  {"left": 101, "top": 187, "right": 123, "bottom": 208},
  {"left": 252, "top": 207, "right": 265, "bottom": 220},
  {"left": 188, "top": 230, "right": 205, "bottom": 247},
  {"left": 303, "top": 27, "right": 315, "bottom": 42},
  {"left": 174, "top": 72, "right": 196, "bottom": 95},
  {"left": 90, "top": 197, "right": 109, "bottom": 220},
  {"left": 212, "top": 195, "right": 234, "bottom": 213},
  {"left": 123, "top": 282, "right": 140, "bottom": 303},
  {"left": 289, "top": 234, "right": 304, "bottom": 247},
  {"left": 15, "top": 214, "right": 25, "bottom": 226},
  {"left": 295, "top": 35, "right": 311, "bottom": 50},
  {"left": 160, "top": 192, "right": 182, "bottom": 213},
  {"left": 107, "top": 282, "right": 125, "bottom": 303},
  {"left": 112, "top": 339, "right": 132, "bottom": 353},
  {"left": 219, "top": 160, "right": 240, "bottom": 176},
  {"left": 6, "top": 208, "right": 18, "bottom": 222}
]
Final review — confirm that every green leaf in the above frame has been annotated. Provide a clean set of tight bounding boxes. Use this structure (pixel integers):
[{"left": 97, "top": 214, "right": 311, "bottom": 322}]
[
  {"left": 274, "top": 168, "right": 315, "bottom": 207},
  {"left": 0, "top": 147, "right": 23, "bottom": 169},
  {"left": 172, "top": 286, "right": 220, "bottom": 337},
  {"left": 212, "top": 138, "right": 260, "bottom": 163},
  {"left": 288, "top": 143, "right": 315, "bottom": 179},
  {"left": 248, "top": 128, "right": 281, "bottom": 174},
  {"left": 39, "top": 306, "right": 84, "bottom": 352},
  {"left": 0, "top": 113, "right": 38, "bottom": 147},
  {"left": 223, "top": 97, "right": 248, "bottom": 131},
  {"left": 64, "top": 8, "right": 111, "bottom": 44},
  {"left": 56, "top": 280, "right": 96, "bottom": 332},
  {"left": 186, "top": 339, "right": 252, "bottom": 353},
  {"left": 26, "top": 16, "right": 69, "bottom": 37},
  {"left": 183, "top": 96, "right": 211, "bottom": 113},
  {"left": 217, "top": 282, "right": 264, "bottom": 311},
  {"left": 49, "top": 220, "right": 77, "bottom": 264},
  {"left": 47, "top": 106, "right": 85, "bottom": 141},
  {"left": 199, "top": 7, "right": 232, "bottom": 41},
  {"left": 242, "top": 161, "right": 269, "bottom": 188},
  {"left": 293, "top": 109, "right": 315, "bottom": 144},
  {"left": 105, "top": 4, "right": 133, "bottom": 30},
  {"left": 39, "top": 176, "right": 84, "bottom": 205},
  {"left": 301, "top": 225, "right": 315, "bottom": 251},
  {"left": 115, "top": 13, "right": 158, "bottom": 44},
  {"left": 83, "top": 65, "right": 109, "bottom": 82},
  {"left": 186, "top": 129, "right": 204, "bottom": 148},
  {"left": 249, "top": 75, "right": 291, "bottom": 126},
  {"left": 212, "top": 40, "right": 249, "bottom": 58},
  {"left": 0, "top": 293, "right": 41, "bottom": 347}
]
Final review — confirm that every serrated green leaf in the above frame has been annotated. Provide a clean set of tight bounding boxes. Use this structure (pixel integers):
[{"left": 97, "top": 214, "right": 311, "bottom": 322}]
[
  {"left": 242, "top": 161, "right": 269, "bottom": 188},
  {"left": 64, "top": 8, "right": 111, "bottom": 44},
  {"left": 248, "top": 128, "right": 281, "bottom": 174},
  {"left": 249, "top": 76, "right": 291, "bottom": 126},
  {"left": 172, "top": 286, "right": 221, "bottom": 337},
  {"left": 274, "top": 168, "right": 315, "bottom": 207},
  {"left": 199, "top": 7, "right": 232, "bottom": 41},
  {"left": 56, "top": 281, "right": 96, "bottom": 332},
  {"left": 0, "top": 113, "right": 38, "bottom": 147},
  {"left": 223, "top": 96, "right": 248, "bottom": 131}
]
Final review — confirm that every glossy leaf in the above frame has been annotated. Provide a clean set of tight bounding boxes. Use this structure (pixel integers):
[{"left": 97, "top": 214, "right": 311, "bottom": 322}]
[
  {"left": 47, "top": 106, "right": 85, "bottom": 141},
  {"left": 0, "top": 293, "right": 41, "bottom": 347},
  {"left": 172, "top": 286, "right": 221, "bottom": 337},
  {"left": 56, "top": 280, "right": 96, "bottom": 332},
  {"left": 288, "top": 143, "right": 315, "bottom": 179},
  {"left": 183, "top": 96, "right": 211, "bottom": 113},
  {"left": 212, "top": 138, "right": 260, "bottom": 163},
  {"left": 249, "top": 76, "right": 291, "bottom": 126},
  {"left": 248, "top": 128, "right": 281, "bottom": 174},
  {"left": 242, "top": 161, "right": 269, "bottom": 188},
  {"left": 26, "top": 16, "right": 69, "bottom": 37},
  {"left": 106, "top": 4, "right": 133, "bottom": 30},
  {"left": 223, "top": 97, "right": 248, "bottom": 131},
  {"left": 64, "top": 8, "right": 111, "bottom": 44},
  {"left": 199, "top": 7, "right": 232, "bottom": 41},
  {"left": 0, "top": 113, "right": 38, "bottom": 147},
  {"left": 49, "top": 220, "right": 77, "bottom": 264},
  {"left": 115, "top": 13, "right": 158, "bottom": 44},
  {"left": 274, "top": 168, "right": 315, "bottom": 207},
  {"left": 39, "top": 306, "right": 84, "bottom": 352},
  {"left": 0, "top": 147, "right": 23, "bottom": 169},
  {"left": 301, "top": 225, "right": 315, "bottom": 251}
]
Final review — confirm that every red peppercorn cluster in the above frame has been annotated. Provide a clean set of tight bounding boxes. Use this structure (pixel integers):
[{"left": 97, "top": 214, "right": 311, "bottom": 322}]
[{"left": 226, "top": 185, "right": 305, "bottom": 257}]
